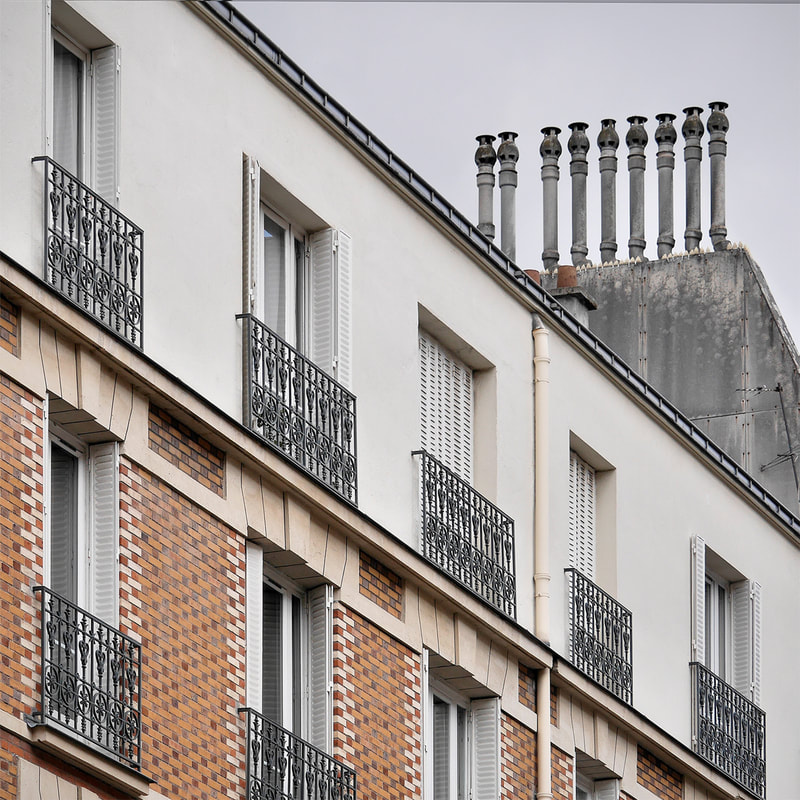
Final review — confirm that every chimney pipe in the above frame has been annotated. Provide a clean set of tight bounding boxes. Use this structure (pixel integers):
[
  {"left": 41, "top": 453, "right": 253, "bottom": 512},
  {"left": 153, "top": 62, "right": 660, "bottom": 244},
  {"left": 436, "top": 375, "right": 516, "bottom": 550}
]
[
  {"left": 474, "top": 134, "right": 497, "bottom": 240},
  {"left": 707, "top": 101, "right": 730, "bottom": 251},
  {"left": 626, "top": 116, "right": 648, "bottom": 259},
  {"left": 540, "top": 127, "right": 562, "bottom": 269},
  {"left": 497, "top": 131, "right": 519, "bottom": 261},
  {"left": 568, "top": 122, "right": 590, "bottom": 266},
  {"left": 597, "top": 119, "right": 619, "bottom": 263},
  {"left": 682, "top": 106, "right": 704, "bottom": 251},
  {"left": 655, "top": 113, "right": 677, "bottom": 257}
]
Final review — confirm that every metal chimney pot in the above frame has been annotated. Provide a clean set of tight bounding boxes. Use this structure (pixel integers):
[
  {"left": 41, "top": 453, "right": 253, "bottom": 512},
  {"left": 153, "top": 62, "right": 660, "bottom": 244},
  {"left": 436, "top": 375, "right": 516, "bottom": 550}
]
[
  {"left": 568, "top": 122, "right": 590, "bottom": 266},
  {"left": 474, "top": 134, "right": 497, "bottom": 241},
  {"left": 598, "top": 119, "right": 619, "bottom": 263},
  {"left": 626, "top": 116, "right": 648, "bottom": 259},
  {"left": 540, "top": 127, "right": 562, "bottom": 269},
  {"left": 682, "top": 106, "right": 704, "bottom": 251},
  {"left": 708, "top": 101, "right": 730, "bottom": 251},
  {"left": 655, "top": 113, "right": 677, "bottom": 257},
  {"left": 497, "top": 131, "right": 519, "bottom": 261}
]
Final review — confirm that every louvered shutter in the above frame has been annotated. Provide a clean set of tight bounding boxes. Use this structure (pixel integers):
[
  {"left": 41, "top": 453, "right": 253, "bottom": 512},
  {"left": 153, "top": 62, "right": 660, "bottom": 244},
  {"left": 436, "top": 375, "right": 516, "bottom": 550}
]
[
  {"left": 242, "top": 155, "right": 260, "bottom": 314},
  {"left": 307, "top": 584, "right": 332, "bottom": 752},
  {"left": 731, "top": 579, "right": 761, "bottom": 703},
  {"left": 335, "top": 231, "right": 352, "bottom": 388},
  {"left": 245, "top": 542, "right": 263, "bottom": 711},
  {"left": 691, "top": 536, "right": 706, "bottom": 665},
  {"left": 568, "top": 452, "right": 596, "bottom": 580},
  {"left": 50, "top": 443, "right": 78, "bottom": 604},
  {"left": 310, "top": 229, "right": 335, "bottom": 376},
  {"left": 89, "top": 442, "right": 118, "bottom": 625},
  {"left": 91, "top": 45, "right": 119, "bottom": 205},
  {"left": 470, "top": 697, "right": 500, "bottom": 800},
  {"left": 595, "top": 779, "right": 619, "bottom": 800}
]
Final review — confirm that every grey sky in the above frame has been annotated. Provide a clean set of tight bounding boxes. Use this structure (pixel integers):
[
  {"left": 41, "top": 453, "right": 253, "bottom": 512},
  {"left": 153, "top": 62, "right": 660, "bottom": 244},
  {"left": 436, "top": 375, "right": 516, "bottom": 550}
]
[{"left": 234, "top": 2, "right": 800, "bottom": 345}]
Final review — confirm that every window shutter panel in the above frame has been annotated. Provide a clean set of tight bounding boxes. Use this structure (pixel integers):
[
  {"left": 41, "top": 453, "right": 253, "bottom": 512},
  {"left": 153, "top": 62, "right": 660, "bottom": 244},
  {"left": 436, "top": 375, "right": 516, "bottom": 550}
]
[
  {"left": 595, "top": 779, "right": 619, "bottom": 800},
  {"left": 470, "top": 697, "right": 500, "bottom": 800},
  {"left": 419, "top": 333, "right": 434, "bottom": 455},
  {"left": 731, "top": 578, "right": 761, "bottom": 703},
  {"left": 245, "top": 543, "right": 263, "bottom": 711},
  {"left": 89, "top": 442, "right": 118, "bottom": 626},
  {"left": 49, "top": 443, "right": 78, "bottom": 604},
  {"left": 262, "top": 586, "right": 283, "bottom": 724},
  {"left": 307, "top": 584, "right": 333, "bottom": 752},
  {"left": 242, "top": 155, "right": 260, "bottom": 314},
  {"left": 310, "top": 229, "right": 335, "bottom": 377},
  {"left": 568, "top": 452, "right": 596, "bottom": 580},
  {"left": 691, "top": 535, "right": 706, "bottom": 665},
  {"left": 91, "top": 45, "right": 119, "bottom": 205},
  {"left": 334, "top": 230, "right": 352, "bottom": 388}
]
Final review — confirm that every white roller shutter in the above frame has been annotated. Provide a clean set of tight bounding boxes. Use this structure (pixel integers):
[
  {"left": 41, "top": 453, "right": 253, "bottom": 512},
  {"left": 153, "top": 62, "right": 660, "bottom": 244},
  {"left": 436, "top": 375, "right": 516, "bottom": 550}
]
[
  {"left": 245, "top": 542, "right": 263, "bottom": 711},
  {"left": 91, "top": 45, "right": 119, "bottom": 205},
  {"left": 89, "top": 442, "right": 118, "bottom": 626},
  {"left": 469, "top": 697, "right": 500, "bottom": 800},
  {"left": 691, "top": 535, "right": 706, "bottom": 665},
  {"left": 307, "top": 584, "right": 333, "bottom": 752},
  {"left": 595, "top": 778, "right": 619, "bottom": 800},
  {"left": 568, "top": 452, "right": 596, "bottom": 580},
  {"left": 731, "top": 579, "right": 762, "bottom": 704}
]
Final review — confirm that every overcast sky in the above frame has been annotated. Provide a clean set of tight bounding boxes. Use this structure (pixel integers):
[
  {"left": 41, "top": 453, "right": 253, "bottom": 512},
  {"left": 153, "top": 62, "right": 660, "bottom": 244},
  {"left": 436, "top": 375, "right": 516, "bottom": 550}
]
[{"left": 234, "top": 2, "right": 800, "bottom": 346}]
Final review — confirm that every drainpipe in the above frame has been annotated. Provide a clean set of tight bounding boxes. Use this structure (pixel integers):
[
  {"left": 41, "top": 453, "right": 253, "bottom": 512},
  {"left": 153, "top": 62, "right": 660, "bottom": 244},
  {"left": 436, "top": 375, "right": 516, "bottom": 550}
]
[
  {"left": 498, "top": 131, "right": 519, "bottom": 261},
  {"left": 475, "top": 134, "right": 497, "bottom": 241},
  {"left": 626, "top": 116, "right": 648, "bottom": 259},
  {"left": 682, "top": 106, "right": 704, "bottom": 251},
  {"left": 540, "top": 127, "right": 562, "bottom": 270},
  {"left": 655, "top": 113, "right": 677, "bottom": 258},
  {"left": 532, "top": 312, "right": 552, "bottom": 800},
  {"left": 707, "top": 101, "right": 730, "bottom": 251},
  {"left": 597, "top": 119, "right": 619, "bottom": 263}
]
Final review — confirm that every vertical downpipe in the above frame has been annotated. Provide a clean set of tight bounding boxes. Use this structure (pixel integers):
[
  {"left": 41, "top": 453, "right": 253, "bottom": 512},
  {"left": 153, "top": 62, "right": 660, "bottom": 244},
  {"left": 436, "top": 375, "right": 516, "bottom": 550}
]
[
  {"left": 598, "top": 119, "right": 619, "bottom": 263},
  {"left": 568, "top": 122, "right": 591, "bottom": 266},
  {"left": 475, "top": 134, "right": 497, "bottom": 240},
  {"left": 498, "top": 132, "right": 519, "bottom": 261},
  {"left": 540, "top": 128, "right": 562, "bottom": 270},
  {"left": 626, "top": 116, "right": 648, "bottom": 259},
  {"left": 708, "top": 101, "right": 730, "bottom": 251},
  {"left": 655, "top": 113, "right": 677, "bottom": 257},
  {"left": 682, "top": 106, "right": 704, "bottom": 251}
]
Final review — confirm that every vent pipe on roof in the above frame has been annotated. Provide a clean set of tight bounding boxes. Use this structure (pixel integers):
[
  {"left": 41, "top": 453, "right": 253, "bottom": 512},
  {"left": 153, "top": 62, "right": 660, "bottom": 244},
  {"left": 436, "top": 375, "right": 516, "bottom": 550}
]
[
  {"left": 540, "top": 127, "right": 562, "bottom": 270},
  {"left": 708, "top": 101, "right": 730, "bottom": 251},
  {"left": 655, "top": 113, "right": 677, "bottom": 258},
  {"left": 597, "top": 119, "right": 619, "bottom": 263},
  {"left": 568, "top": 122, "right": 591, "bottom": 266},
  {"left": 626, "top": 116, "right": 648, "bottom": 259},
  {"left": 497, "top": 132, "right": 519, "bottom": 261},
  {"left": 474, "top": 135, "right": 497, "bottom": 241},
  {"left": 682, "top": 106, "right": 704, "bottom": 251}
]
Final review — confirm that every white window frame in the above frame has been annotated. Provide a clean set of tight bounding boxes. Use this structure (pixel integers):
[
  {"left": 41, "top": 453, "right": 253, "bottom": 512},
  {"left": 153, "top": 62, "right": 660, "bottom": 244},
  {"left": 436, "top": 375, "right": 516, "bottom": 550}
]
[
  {"left": 576, "top": 773, "right": 619, "bottom": 800},
  {"left": 704, "top": 570, "right": 731, "bottom": 680}
]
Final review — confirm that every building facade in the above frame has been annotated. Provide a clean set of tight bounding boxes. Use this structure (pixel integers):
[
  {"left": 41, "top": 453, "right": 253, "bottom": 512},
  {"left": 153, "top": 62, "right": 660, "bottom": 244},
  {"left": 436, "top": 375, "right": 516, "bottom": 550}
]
[{"left": 0, "top": 3, "right": 798, "bottom": 800}]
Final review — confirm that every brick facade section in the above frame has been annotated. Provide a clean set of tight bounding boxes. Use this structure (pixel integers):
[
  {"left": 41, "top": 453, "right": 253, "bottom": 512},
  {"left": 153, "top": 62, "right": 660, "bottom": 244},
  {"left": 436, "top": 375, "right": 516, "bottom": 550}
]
[
  {"left": 119, "top": 460, "right": 245, "bottom": 799},
  {"left": 501, "top": 713, "right": 537, "bottom": 800},
  {"left": 358, "top": 550, "right": 403, "bottom": 619},
  {"left": 552, "top": 745, "right": 574, "bottom": 800},
  {"left": 0, "top": 373, "right": 44, "bottom": 723},
  {"left": 147, "top": 403, "right": 225, "bottom": 495},
  {"left": 518, "top": 663, "right": 536, "bottom": 712},
  {"left": 334, "top": 606, "right": 421, "bottom": 800},
  {"left": 0, "top": 297, "right": 19, "bottom": 356},
  {"left": 636, "top": 746, "right": 682, "bottom": 800}
]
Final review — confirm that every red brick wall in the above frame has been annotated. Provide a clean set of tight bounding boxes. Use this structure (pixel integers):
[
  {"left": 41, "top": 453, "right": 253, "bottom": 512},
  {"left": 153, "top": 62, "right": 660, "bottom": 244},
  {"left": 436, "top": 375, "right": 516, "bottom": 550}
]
[
  {"left": 501, "top": 713, "right": 536, "bottom": 800},
  {"left": 358, "top": 551, "right": 403, "bottom": 619},
  {"left": 0, "top": 297, "right": 19, "bottom": 356},
  {"left": 333, "top": 606, "right": 421, "bottom": 800},
  {"left": 552, "top": 745, "right": 574, "bottom": 800},
  {"left": 147, "top": 403, "right": 225, "bottom": 495},
  {"left": 518, "top": 663, "right": 536, "bottom": 712},
  {"left": 119, "top": 459, "right": 245, "bottom": 798},
  {"left": 636, "top": 746, "right": 682, "bottom": 800},
  {"left": 0, "top": 373, "right": 44, "bottom": 722}
]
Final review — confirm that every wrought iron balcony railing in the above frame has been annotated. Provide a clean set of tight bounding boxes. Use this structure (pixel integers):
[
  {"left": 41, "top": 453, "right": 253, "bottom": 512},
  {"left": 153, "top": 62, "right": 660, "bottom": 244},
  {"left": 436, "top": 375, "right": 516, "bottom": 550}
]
[
  {"left": 240, "top": 707, "right": 357, "bottom": 800},
  {"left": 30, "top": 586, "right": 141, "bottom": 769},
  {"left": 413, "top": 450, "right": 516, "bottom": 619},
  {"left": 240, "top": 314, "right": 357, "bottom": 503},
  {"left": 690, "top": 662, "right": 766, "bottom": 799},
  {"left": 33, "top": 157, "right": 144, "bottom": 348},
  {"left": 565, "top": 568, "right": 633, "bottom": 704}
]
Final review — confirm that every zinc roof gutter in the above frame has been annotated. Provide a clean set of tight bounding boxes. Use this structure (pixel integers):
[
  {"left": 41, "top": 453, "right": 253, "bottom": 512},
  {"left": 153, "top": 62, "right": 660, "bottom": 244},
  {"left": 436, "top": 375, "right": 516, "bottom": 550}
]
[{"left": 198, "top": 0, "right": 800, "bottom": 545}]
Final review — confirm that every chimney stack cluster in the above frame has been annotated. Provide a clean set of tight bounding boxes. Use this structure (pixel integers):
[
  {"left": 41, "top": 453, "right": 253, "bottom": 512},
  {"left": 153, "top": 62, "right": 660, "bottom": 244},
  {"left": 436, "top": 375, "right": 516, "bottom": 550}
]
[{"left": 474, "top": 102, "right": 731, "bottom": 268}]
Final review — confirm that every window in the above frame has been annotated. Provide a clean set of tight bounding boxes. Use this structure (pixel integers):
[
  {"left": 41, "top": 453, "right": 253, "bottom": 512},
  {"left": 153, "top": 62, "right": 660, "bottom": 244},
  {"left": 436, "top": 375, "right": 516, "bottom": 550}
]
[
  {"left": 246, "top": 543, "right": 333, "bottom": 750},
  {"left": 423, "top": 653, "right": 499, "bottom": 800},
  {"left": 46, "top": 424, "right": 119, "bottom": 625},
  {"left": 51, "top": 22, "right": 119, "bottom": 203},
  {"left": 419, "top": 331, "right": 473, "bottom": 482},
  {"left": 575, "top": 773, "right": 618, "bottom": 800},
  {"left": 244, "top": 156, "right": 352, "bottom": 387},
  {"left": 691, "top": 536, "right": 762, "bottom": 703},
  {"left": 568, "top": 451, "right": 596, "bottom": 580}
]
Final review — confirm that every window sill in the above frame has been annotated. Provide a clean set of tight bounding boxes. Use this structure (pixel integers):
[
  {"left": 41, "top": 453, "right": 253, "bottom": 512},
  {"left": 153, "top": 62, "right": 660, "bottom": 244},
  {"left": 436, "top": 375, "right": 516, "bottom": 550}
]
[{"left": 28, "top": 722, "right": 152, "bottom": 797}]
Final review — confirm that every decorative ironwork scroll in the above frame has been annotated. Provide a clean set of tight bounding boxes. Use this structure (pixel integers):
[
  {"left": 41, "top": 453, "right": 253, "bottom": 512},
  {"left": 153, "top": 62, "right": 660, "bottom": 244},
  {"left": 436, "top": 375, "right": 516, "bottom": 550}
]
[
  {"left": 413, "top": 450, "right": 516, "bottom": 619},
  {"left": 691, "top": 662, "right": 766, "bottom": 799},
  {"left": 33, "top": 157, "right": 143, "bottom": 347},
  {"left": 31, "top": 586, "right": 141, "bottom": 769},
  {"left": 241, "top": 314, "right": 357, "bottom": 503},
  {"left": 240, "top": 707, "right": 357, "bottom": 800},
  {"left": 565, "top": 568, "right": 633, "bottom": 704}
]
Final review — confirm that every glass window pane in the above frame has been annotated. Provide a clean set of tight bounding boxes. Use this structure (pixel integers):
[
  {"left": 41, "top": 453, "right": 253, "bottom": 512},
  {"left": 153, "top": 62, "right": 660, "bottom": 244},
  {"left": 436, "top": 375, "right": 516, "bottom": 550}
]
[
  {"left": 456, "top": 705, "right": 467, "bottom": 800},
  {"left": 263, "top": 215, "right": 287, "bottom": 337},
  {"left": 53, "top": 41, "right": 82, "bottom": 176},
  {"left": 292, "top": 594, "right": 302, "bottom": 734},
  {"left": 433, "top": 696, "right": 449, "bottom": 800},
  {"left": 262, "top": 586, "right": 282, "bottom": 723},
  {"left": 50, "top": 443, "right": 78, "bottom": 603}
]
